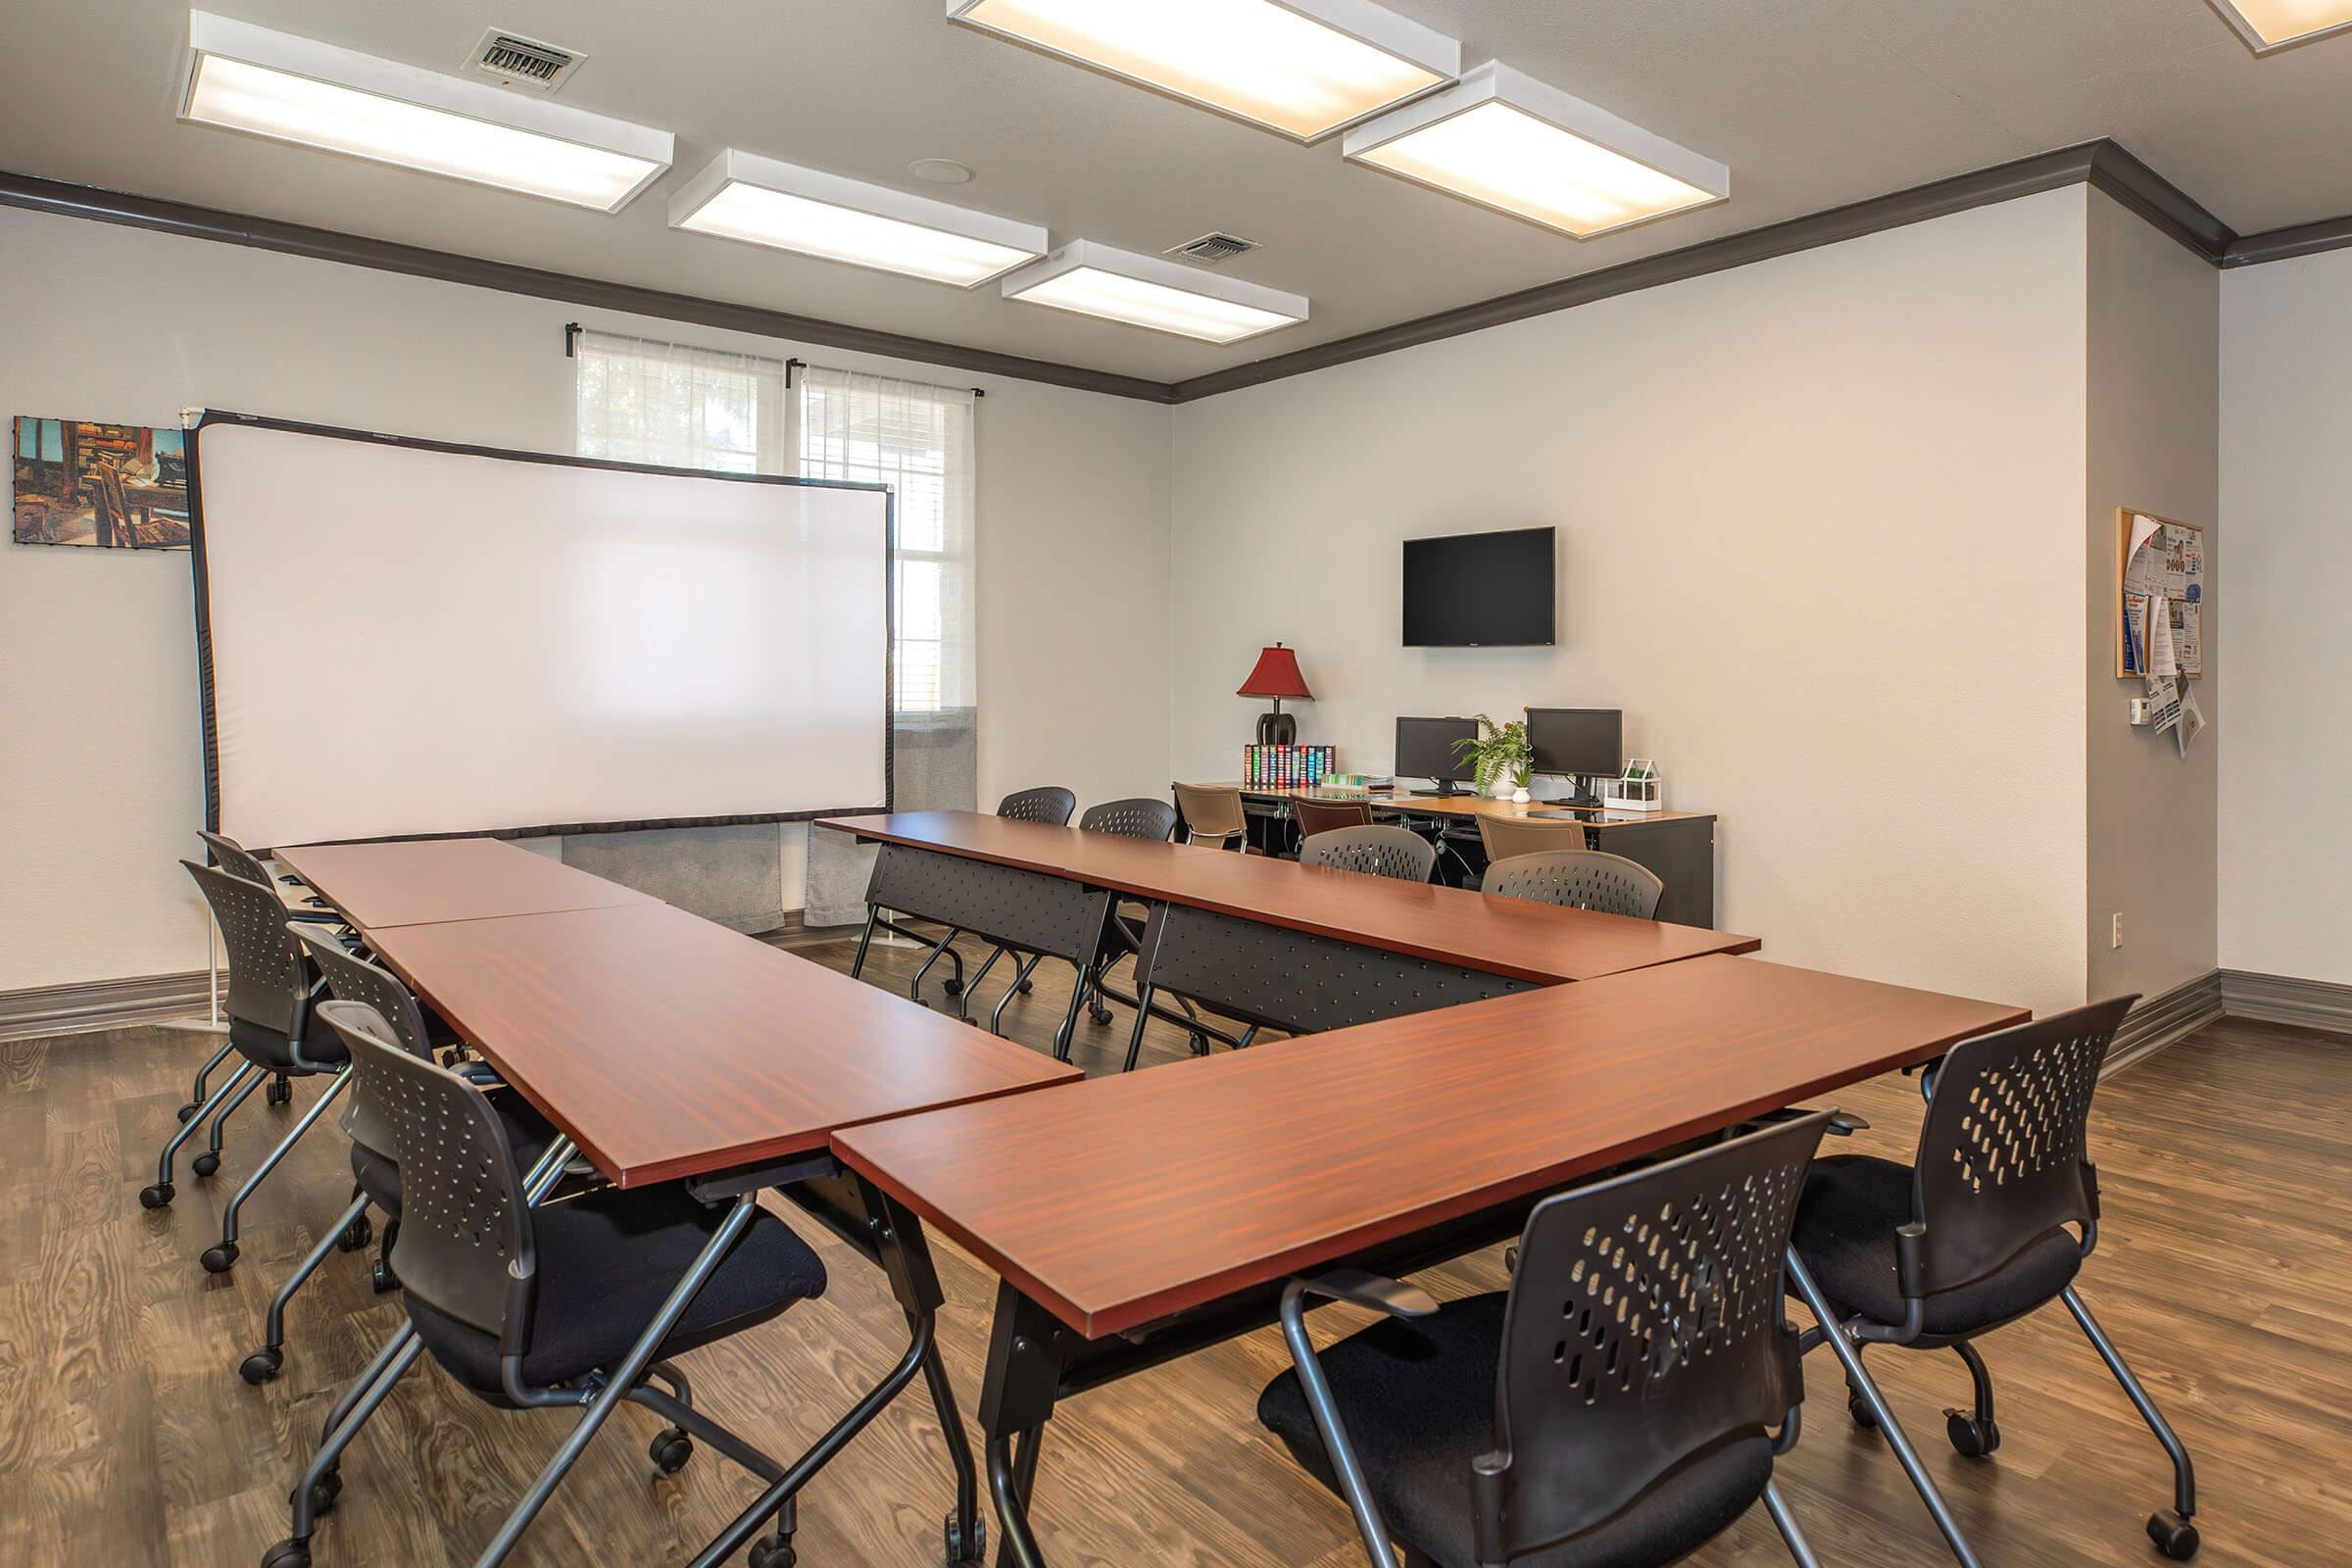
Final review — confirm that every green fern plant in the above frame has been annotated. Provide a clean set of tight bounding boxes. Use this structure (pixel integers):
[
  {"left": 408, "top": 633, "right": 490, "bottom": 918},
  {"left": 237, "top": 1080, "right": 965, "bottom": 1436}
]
[{"left": 1452, "top": 713, "right": 1532, "bottom": 792}]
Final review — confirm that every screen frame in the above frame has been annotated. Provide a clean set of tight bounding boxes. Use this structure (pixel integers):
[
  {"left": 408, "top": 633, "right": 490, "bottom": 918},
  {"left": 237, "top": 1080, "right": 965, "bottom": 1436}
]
[
  {"left": 1399, "top": 524, "right": 1556, "bottom": 648},
  {"left": 1525, "top": 706, "right": 1623, "bottom": 778},
  {"left": 185, "top": 409, "right": 895, "bottom": 846},
  {"left": 1395, "top": 714, "right": 1480, "bottom": 783}
]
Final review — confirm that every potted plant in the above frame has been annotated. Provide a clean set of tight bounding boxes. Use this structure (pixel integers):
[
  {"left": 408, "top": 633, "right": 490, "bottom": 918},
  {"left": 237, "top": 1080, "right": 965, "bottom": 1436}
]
[{"left": 1453, "top": 715, "right": 1533, "bottom": 802}]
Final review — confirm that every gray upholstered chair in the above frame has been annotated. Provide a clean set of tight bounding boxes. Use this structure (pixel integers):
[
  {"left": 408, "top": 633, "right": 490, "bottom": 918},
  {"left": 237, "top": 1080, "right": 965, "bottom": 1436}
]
[
  {"left": 1299, "top": 824, "right": 1437, "bottom": 884},
  {"left": 1483, "top": 849, "right": 1665, "bottom": 919}
]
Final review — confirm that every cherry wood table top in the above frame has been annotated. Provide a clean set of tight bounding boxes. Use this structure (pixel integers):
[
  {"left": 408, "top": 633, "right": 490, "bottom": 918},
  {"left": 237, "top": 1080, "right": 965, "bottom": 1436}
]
[
  {"left": 835, "top": 955, "right": 2027, "bottom": 1339},
  {"left": 819, "top": 810, "right": 1756, "bottom": 984},
  {"left": 275, "top": 837, "right": 660, "bottom": 929},
  {"left": 359, "top": 900, "right": 1081, "bottom": 1187},
  {"left": 1193, "top": 781, "right": 1715, "bottom": 827}
]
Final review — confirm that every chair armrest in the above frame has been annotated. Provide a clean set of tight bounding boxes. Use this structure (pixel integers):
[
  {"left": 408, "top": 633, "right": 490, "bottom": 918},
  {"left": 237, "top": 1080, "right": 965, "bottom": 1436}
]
[
  {"left": 1733, "top": 1106, "right": 1869, "bottom": 1138},
  {"left": 1293, "top": 1268, "right": 1440, "bottom": 1319}
]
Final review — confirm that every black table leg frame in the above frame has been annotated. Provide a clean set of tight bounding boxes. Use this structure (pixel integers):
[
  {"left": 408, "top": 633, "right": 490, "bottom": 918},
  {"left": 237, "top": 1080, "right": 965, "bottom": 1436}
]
[{"left": 978, "top": 1282, "right": 1076, "bottom": 1568}]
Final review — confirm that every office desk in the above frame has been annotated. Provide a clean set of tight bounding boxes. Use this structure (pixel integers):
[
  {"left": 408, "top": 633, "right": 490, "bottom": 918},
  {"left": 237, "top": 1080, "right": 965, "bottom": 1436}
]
[
  {"left": 275, "top": 837, "right": 658, "bottom": 929},
  {"left": 292, "top": 845, "right": 1077, "bottom": 1568},
  {"left": 834, "top": 955, "right": 2027, "bottom": 1567}
]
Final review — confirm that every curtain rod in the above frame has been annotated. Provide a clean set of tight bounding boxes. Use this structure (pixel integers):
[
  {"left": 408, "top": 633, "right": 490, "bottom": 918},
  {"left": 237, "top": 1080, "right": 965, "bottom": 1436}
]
[{"left": 562, "top": 324, "right": 980, "bottom": 397}]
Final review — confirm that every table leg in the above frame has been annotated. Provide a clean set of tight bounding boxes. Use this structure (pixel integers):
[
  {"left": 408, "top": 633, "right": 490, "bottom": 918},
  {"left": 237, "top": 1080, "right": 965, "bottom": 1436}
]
[{"left": 978, "top": 1282, "right": 1071, "bottom": 1568}]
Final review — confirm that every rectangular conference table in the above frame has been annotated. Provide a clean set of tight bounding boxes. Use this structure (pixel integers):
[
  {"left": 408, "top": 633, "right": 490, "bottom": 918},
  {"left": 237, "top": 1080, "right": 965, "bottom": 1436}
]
[
  {"left": 291, "top": 847, "right": 1079, "bottom": 1568},
  {"left": 823, "top": 810, "right": 1760, "bottom": 1054},
  {"left": 835, "top": 955, "right": 2029, "bottom": 1567}
]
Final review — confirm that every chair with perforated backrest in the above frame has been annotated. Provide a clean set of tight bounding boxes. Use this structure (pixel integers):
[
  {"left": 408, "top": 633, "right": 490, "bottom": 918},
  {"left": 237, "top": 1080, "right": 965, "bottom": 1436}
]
[
  {"left": 1785, "top": 996, "right": 2201, "bottom": 1564},
  {"left": 1291, "top": 796, "right": 1372, "bottom": 841},
  {"left": 1482, "top": 849, "right": 1665, "bottom": 920},
  {"left": 263, "top": 1002, "right": 827, "bottom": 1568},
  {"left": 1259, "top": 1112, "right": 1833, "bottom": 1568},
  {"left": 1299, "top": 824, "right": 1437, "bottom": 884},
  {"left": 143, "top": 862, "right": 354, "bottom": 1280},
  {"left": 998, "top": 785, "right": 1076, "bottom": 825},
  {"left": 1474, "top": 813, "right": 1591, "bottom": 863},
  {"left": 201, "top": 827, "right": 343, "bottom": 922},
  {"left": 1173, "top": 782, "right": 1250, "bottom": 851},
  {"left": 1078, "top": 796, "right": 1177, "bottom": 842}
]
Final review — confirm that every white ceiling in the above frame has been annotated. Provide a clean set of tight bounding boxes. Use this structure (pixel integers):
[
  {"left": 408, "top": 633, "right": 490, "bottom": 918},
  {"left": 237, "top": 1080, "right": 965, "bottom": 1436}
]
[{"left": 4, "top": 0, "right": 2348, "bottom": 384}]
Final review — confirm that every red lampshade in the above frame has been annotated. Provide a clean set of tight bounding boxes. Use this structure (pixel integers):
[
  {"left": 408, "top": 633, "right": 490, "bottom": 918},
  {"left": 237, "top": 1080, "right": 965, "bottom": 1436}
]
[{"left": 1237, "top": 643, "right": 1313, "bottom": 701}]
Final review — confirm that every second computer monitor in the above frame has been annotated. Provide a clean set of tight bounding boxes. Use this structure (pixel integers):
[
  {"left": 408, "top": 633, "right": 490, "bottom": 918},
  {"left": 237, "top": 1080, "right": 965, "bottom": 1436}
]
[
  {"left": 1395, "top": 715, "right": 1480, "bottom": 795},
  {"left": 1527, "top": 708, "right": 1623, "bottom": 783}
]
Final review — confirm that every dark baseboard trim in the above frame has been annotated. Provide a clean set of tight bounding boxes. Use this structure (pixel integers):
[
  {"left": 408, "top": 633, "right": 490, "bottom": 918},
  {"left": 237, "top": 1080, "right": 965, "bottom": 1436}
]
[
  {"left": 2219, "top": 968, "right": 2352, "bottom": 1035},
  {"left": 2104, "top": 969, "right": 2226, "bottom": 1077},
  {"left": 0, "top": 970, "right": 215, "bottom": 1044}
]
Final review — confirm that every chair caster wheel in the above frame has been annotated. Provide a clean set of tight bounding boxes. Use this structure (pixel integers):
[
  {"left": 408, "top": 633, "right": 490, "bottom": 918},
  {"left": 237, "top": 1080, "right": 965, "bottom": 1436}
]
[
  {"left": 176, "top": 1103, "right": 200, "bottom": 1124},
  {"left": 193, "top": 1152, "right": 220, "bottom": 1179},
  {"left": 1188, "top": 1033, "right": 1210, "bottom": 1056},
  {"left": 943, "top": 977, "right": 963, "bottom": 997},
  {"left": 649, "top": 1427, "right": 693, "bottom": 1477},
  {"left": 139, "top": 1183, "right": 175, "bottom": 1210},
  {"left": 201, "top": 1243, "right": 239, "bottom": 1274},
  {"left": 1943, "top": 1408, "right": 1999, "bottom": 1457},
  {"left": 945, "top": 1509, "right": 986, "bottom": 1563},
  {"left": 749, "top": 1531, "right": 797, "bottom": 1568},
  {"left": 1017, "top": 978, "right": 1035, "bottom": 994},
  {"left": 371, "top": 1257, "right": 398, "bottom": 1294},
  {"left": 267, "top": 1075, "right": 294, "bottom": 1107},
  {"left": 1846, "top": 1391, "right": 1878, "bottom": 1431},
  {"left": 260, "top": 1541, "right": 311, "bottom": 1568},
  {"left": 287, "top": 1466, "right": 340, "bottom": 1518},
  {"left": 240, "top": 1348, "right": 282, "bottom": 1386},
  {"left": 2148, "top": 1513, "right": 2199, "bottom": 1560},
  {"left": 1089, "top": 1004, "right": 1114, "bottom": 1025},
  {"left": 335, "top": 1215, "right": 371, "bottom": 1252}
]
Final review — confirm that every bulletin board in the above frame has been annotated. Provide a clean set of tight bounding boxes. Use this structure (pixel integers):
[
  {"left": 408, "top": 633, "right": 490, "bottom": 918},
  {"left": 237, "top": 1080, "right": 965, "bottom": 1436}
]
[{"left": 2115, "top": 508, "right": 2205, "bottom": 679}]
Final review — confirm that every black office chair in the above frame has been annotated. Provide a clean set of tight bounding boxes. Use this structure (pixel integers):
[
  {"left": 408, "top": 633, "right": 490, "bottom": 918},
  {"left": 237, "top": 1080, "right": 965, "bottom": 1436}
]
[
  {"left": 1481, "top": 849, "right": 1664, "bottom": 919},
  {"left": 1299, "top": 824, "right": 1437, "bottom": 883},
  {"left": 998, "top": 785, "right": 1077, "bottom": 825},
  {"left": 238, "top": 926, "right": 561, "bottom": 1387},
  {"left": 1785, "top": 997, "right": 2200, "bottom": 1563},
  {"left": 1259, "top": 1113, "right": 1834, "bottom": 1567},
  {"left": 264, "top": 1001, "right": 823, "bottom": 1568},
  {"left": 144, "top": 862, "right": 352, "bottom": 1277}
]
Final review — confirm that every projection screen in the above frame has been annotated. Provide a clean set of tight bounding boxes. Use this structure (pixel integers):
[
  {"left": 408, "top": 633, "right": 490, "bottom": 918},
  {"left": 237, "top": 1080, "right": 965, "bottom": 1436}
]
[{"left": 189, "top": 414, "right": 892, "bottom": 849}]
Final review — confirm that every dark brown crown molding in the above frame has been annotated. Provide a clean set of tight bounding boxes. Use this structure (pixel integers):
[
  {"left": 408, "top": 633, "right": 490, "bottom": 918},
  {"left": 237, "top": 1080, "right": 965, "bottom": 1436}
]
[
  {"left": 0, "top": 169, "right": 1178, "bottom": 404},
  {"left": 2225, "top": 213, "right": 2352, "bottom": 269},
  {"left": 2082, "top": 139, "right": 2236, "bottom": 263}
]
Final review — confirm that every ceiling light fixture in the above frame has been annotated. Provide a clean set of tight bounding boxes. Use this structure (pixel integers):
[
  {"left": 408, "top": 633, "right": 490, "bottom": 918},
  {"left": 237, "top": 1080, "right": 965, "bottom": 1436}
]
[
  {"left": 1000, "top": 241, "right": 1307, "bottom": 343},
  {"left": 947, "top": 0, "right": 1458, "bottom": 142},
  {"left": 2204, "top": 0, "right": 2352, "bottom": 52},
  {"left": 1343, "top": 62, "right": 1728, "bottom": 240},
  {"left": 177, "top": 11, "right": 670, "bottom": 213},
  {"left": 669, "top": 151, "right": 1048, "bottom": 287}
]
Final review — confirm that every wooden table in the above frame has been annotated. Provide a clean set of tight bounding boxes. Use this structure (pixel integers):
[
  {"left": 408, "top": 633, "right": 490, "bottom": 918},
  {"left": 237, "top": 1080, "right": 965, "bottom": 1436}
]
[
  {"left": 290, "top": 841, "right": 1077, "bottom": 1568},
  {"left": 834, "top": 954, "right": 2027, "bottom": 1566},
  {"left": 275, "top": 837, "right": 659, "bottom": 929}
]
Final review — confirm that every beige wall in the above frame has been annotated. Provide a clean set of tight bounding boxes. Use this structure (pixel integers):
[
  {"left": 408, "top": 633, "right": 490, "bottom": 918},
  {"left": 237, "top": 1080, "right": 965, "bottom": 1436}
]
[
  {"left": 2219, "top": 245, "right": 2352, "bottom": 987},
  {"left": 1170, "top": 189, "right": 2095, "bottom": 1016},
  {"left": 2082, "top": 192, "right": 2220, "bottom": 1007},
  {"left": 0, "top": 205, "right": 1171, "bottom": 995}
]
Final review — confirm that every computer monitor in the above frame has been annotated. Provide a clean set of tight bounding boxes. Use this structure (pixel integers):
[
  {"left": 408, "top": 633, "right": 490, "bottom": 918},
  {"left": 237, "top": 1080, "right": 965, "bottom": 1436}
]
[
  {"left": 1527, "top": 708, "right": 1622, "bottom": 803},
  {"left": 1395, "top": 715, "right": 1480, "bottom": 797}
]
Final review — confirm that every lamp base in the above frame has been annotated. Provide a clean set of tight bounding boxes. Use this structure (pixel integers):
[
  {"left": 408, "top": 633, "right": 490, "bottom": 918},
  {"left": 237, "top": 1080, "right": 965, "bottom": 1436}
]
[{"left": 1254, "top": 710, "right": 1298, "bottom": 747}]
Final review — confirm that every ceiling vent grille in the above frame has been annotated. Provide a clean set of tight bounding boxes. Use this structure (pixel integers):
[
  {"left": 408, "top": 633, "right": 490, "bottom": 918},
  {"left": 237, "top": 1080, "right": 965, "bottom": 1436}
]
[
  {"left": 1166, "top": 231, "right": 1260, "bottom": 265},
  {"left": 467, "top": 29, "right": 583, "bottom": 93}
]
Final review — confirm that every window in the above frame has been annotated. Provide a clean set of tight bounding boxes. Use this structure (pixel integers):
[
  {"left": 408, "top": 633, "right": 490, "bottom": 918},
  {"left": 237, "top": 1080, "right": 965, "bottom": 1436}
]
[{"left": 572, "top": 330, "right": 785, "bottom": 473}]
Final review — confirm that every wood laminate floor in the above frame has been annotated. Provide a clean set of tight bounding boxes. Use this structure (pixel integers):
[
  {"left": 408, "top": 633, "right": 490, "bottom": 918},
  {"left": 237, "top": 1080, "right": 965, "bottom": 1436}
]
[{"left": 3, "top": 932, "right": 2344, "bottom": 1566}]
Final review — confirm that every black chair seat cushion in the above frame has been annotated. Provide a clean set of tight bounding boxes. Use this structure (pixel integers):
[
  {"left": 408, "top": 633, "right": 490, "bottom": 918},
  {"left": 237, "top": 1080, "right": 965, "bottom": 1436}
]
[
  {"left": 229, "top": 1014, "right": 347, "bottom": 1071},
  {"left": 1790, "top": 1154, "right": 2082, "bottom": 1337},
  {"left": 405, "top": 1187, "right": 825, "bottom": 1396},
  {"left": 349, "top": 1091, "right": 557, "bottom": 1220},
  {"left": 1258, "top": 1292, "right": 1773, "bottom": 1568}
]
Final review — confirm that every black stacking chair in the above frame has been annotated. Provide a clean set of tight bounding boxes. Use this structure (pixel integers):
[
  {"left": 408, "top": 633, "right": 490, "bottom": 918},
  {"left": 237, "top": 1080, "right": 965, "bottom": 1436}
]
[
  {"left": 238, "top": 926, "right": 561, "bottom": 1388},
  {"left": 198, "top": 829, "right": 340, "bottom": 921},
  {"left": 144, "top": 861, "right": 352, "bottom": 1277},
  {"left": 1259, "top": 1113, "right": 1833, "bottom": 1567},
  {"left": 265, "top": 1001, "right": 824, "bottom": 1568},
  {"left": 1785, "top": 996, "right": 2200, "bottom": 1563},
  {"left": 1481, "top": 849, "right": 1665, "bottom": 919},
  {"left": 1299, "top": 824, "right": 1437, "bottom": 883}
]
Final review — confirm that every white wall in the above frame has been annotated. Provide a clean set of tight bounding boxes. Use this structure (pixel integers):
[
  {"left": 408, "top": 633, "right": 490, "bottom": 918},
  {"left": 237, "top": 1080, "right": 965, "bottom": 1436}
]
[
  {"left": 0, "top": 205, "right": 1170, "bottom": 995},
  {"left": 1170, "top": 189, "right": 2094, "bottom": 1015},
  {"left": 2220, "top": 245, "right": 2352, "bottom": 986}
]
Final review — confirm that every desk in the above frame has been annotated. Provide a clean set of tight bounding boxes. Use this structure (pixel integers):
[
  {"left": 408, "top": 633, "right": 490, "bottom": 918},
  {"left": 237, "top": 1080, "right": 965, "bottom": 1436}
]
[
  {"left": 834, "top": 955, "right": 2027, "bottom": 1566},
  {"left": 291, "top": 842, "right": 1078, "bottom": 1568},
  {"left": 276, "top": 837, "right": 658, "bottom": 929}
]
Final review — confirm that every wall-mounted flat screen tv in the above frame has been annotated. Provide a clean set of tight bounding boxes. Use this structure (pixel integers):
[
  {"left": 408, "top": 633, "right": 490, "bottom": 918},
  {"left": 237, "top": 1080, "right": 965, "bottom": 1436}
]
[{"left": 1401, "top": 525, "right": 1555, "bottom": 647}]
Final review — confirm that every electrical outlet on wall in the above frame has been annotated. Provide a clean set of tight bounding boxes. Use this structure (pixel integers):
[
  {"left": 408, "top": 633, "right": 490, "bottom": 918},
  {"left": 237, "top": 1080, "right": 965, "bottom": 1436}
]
[{"left": 2112, "top": 912, "right": 2125, "bottom": 950}]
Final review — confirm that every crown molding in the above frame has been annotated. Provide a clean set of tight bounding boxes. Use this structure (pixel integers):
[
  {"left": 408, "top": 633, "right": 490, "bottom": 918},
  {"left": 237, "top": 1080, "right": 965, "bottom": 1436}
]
[{"left": 2226, "top": 212, "right": 2352, "bottom": 269}]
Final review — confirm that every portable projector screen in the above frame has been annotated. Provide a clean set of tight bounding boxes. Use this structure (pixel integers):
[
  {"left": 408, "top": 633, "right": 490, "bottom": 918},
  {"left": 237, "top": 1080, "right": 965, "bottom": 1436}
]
[{"left": 189, "top": 414, "right": 892, "bottom": 849}]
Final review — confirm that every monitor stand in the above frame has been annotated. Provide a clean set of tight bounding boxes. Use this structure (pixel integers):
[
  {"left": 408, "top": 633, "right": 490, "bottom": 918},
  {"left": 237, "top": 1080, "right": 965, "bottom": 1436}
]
[
  {"left": 1556, "top": 773, "right": 1603, "bottom": 808},
  {"left": 1407, "top": 783, "right": 1467, "bottom": 799}
]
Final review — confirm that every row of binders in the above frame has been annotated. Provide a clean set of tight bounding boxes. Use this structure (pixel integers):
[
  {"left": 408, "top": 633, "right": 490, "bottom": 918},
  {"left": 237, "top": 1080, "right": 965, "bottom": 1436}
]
[{"left": 1244, "top": 743, "right": 1336, "bottom": 788}]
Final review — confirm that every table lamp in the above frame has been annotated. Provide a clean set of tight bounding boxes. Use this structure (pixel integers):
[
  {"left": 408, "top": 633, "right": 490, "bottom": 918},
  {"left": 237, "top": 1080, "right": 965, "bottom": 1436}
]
[{"left": 1238, "top": 642, "right": 1313, "bottom": 746}]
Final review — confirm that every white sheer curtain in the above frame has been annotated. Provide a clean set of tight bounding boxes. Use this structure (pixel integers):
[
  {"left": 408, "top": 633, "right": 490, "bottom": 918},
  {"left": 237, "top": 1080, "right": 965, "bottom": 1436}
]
[{"left": 573, "top": 329, "right": 790, "bottom": 473}]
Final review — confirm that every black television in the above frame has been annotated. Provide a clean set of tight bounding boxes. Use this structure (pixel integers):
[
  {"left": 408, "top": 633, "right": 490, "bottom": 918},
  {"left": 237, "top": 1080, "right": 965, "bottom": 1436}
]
[{"left": 1401, "top": 526, "right": 1555, "bottom": 647}]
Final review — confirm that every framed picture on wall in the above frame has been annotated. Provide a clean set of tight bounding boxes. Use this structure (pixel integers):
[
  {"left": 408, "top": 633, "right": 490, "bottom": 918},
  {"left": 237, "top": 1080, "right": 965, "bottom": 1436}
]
[{"left": 11, "top": 416, "right": 192, "bottom": 549}]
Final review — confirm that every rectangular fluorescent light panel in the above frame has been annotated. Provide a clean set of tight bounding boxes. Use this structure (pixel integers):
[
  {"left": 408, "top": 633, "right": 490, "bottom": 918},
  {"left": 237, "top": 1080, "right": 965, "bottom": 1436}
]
[
  {"left": 1002, "top": 241, "right": 1307, "bottom": 343},
  {"left": 179, "top": 11, "right": 670, "bottom": 213},
  {"left": 669, "top": 151, "right": 1047, "bottom": 287},
  {"left": 2207, "top": 0, "right": 2352, "bottom": 50},
  {"left": 948, "top": 0, "right": 1459, "bottom": 141},
  {"left": 1344, "top": 63, "right": 1728, "bottom": 239}
]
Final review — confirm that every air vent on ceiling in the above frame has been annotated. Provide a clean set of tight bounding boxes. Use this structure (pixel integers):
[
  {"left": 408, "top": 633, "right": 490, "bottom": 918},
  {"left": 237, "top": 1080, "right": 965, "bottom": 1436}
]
[
  {"left": 1165, "top": 231, "right": 1260, "bottom": 265},
  {"left": 466, "top": 28, "right": 584, "bottom": 93}
]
